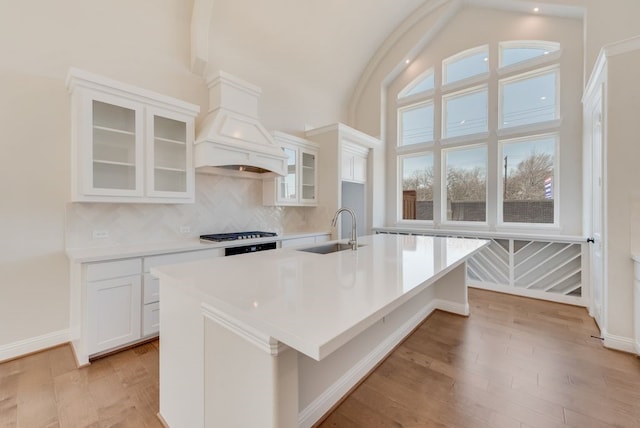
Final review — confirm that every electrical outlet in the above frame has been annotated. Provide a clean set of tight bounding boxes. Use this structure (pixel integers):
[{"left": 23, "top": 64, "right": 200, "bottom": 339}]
[
  {"left": 179, "top": 226, "right": 191, "bottom": 234},
  {"left": 92, "top": 230, "right": 109, "bottom": 239}
]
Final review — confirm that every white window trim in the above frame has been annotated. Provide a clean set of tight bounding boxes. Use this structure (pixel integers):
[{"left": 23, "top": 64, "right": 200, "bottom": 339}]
[
  {"left": 441, "top": 143, "right": 489, "bottom": 226},
  {"left": 394, "top": 40, "right": 563, "bottom": 231},
  {"left": 497, "top": 133, "right": 560, "bottom": 228},
  {"left": 498, "top": 50, "right": 562, "bottom": 78},
  {"left": 498, "top": 65, "right": 560, "bottom": 131}
]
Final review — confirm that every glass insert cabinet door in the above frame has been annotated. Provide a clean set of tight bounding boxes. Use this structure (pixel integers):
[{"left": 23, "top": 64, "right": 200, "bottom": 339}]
[
  {"left": 301, "top": 151, "right": 316, "bottom": 201},
  {"left": 88, "top": 96, "right": 144, "bottom": 196},
  {"left": 147, "top": 111, "right": 192, "bottom": 196},
  {"left": 278, "top": 147, "right": 298, "bottom": 202}
]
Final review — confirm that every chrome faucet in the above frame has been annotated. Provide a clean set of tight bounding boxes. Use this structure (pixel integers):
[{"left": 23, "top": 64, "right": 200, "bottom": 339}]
[{"left": 331, "top": 208, "right": 358, "bottom": 251}]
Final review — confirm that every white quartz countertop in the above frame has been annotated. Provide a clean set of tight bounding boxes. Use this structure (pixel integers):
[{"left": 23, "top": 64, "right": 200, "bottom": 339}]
[
  {"left": 152, "top": 234, "right": 488, "bottom": 360},
  {"left": 65, "top": 231, "right": 330, "bottom": 263}
]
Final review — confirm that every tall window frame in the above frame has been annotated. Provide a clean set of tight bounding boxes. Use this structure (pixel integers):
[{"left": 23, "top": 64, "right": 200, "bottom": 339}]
[
  {"left": 396, "top": 40, "right": 562, "bottom": 229},
  {"left": 498, "top": 134, "right": 559, "bottom": 226}
]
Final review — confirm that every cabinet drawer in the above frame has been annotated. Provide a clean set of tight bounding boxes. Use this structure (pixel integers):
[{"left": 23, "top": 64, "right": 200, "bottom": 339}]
[
  {"left": 86, "top": 258, "right": 141, "bottom": 282},
  {"left": 143, "top": 273, "right": 160, "bottom": 304},
  {"left": 143, "top": 249, "right": 222, "bottom": 273},
  {"left": 143, "top": 302, "right": 160, "bottom": 337}
]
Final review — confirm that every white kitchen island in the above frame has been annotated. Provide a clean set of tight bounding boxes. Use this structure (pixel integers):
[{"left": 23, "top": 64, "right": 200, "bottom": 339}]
[{"left": 151, "top": 233, "right": 488, "bottom": 428}]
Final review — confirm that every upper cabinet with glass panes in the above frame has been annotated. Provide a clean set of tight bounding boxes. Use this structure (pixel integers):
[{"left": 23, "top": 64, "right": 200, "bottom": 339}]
[
  {"left": 66, "top": 68, "right": 199, "bottom": 203},
  {"left": 262, "top": 132, "right": 318, "bottom": 207}
]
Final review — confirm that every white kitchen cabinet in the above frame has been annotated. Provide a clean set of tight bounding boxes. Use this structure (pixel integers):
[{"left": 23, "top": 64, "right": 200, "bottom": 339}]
[
  {"left": 66, "top": 68, "right": 199, "bottom": 203},
  {"left": 86, "top": 259, "right": 142, "bottom": 355},
  {"left": 342, "top": 143, "right": 368, "bottom": 183},
  {"left": 306, "top": 123, "right": 380, "bottom": 240},
  {"left": 263, "top": 132, "right": 318, "bottom": 206},
  {"left": 69, "top": 247, "right": 224, "bottom": 365},
  {"left": 142, "top": 248, "right": 223, "bottom": 336}
]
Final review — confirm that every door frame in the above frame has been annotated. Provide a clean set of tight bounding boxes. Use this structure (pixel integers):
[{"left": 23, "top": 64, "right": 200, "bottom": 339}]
[{"left": 583, "top": 79, "right": 608, "bottom": 334}]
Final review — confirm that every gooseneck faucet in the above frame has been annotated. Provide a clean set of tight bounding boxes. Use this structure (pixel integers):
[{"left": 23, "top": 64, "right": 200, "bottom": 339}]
[{"left": 331, "top": 208, "right": 358, "bottom": 251}]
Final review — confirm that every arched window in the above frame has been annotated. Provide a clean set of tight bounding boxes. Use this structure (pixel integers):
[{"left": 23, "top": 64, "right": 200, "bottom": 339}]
[
  {"left": 398, "top": 68, "right": 434, "bottom": 99},
  {"left": 500, "top": 40, "right": 560, "bottom": 68},
  {"left": 396, "top": 40, "right": 561, "bottom": 226},
  {"left": 443, "top": 45, "right": 489, "bottom": 85}
]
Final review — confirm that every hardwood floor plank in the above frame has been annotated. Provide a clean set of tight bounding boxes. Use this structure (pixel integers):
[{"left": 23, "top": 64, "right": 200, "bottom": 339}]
[
  {"left": 3, "top": 290, "right": 640, "bottom": 428},
  {"left": 320, "top": 289, "right": 640, "bottom": 427}
]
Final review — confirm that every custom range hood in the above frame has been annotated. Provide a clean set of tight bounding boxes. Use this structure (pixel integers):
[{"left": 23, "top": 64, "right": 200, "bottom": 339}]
[{"left": 194, "top": 71, "right": 287, "bottom": 177}]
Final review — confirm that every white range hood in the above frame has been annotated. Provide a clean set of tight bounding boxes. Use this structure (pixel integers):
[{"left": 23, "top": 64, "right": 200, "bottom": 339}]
[{"left": 194, "top": 71, "right": 287, "bottom": 177}]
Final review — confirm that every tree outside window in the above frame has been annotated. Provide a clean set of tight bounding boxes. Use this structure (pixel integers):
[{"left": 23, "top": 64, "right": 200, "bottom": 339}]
[
  {"left": 444, "top": 146, "right": 487, "bottom": 222},
  {"left": 401, "top": 154, "right": 433, "bottom": 220},
  {"left": 501, "top": 136, "right": 555, "bottom": 223}
]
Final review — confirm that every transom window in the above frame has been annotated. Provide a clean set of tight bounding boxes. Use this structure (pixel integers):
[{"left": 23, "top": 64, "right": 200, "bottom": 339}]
[
  {"left": 398, "top": 101, "right": 434, "bottom": 146},
  {"left": 500, "top": 41, "right": 560, "bottom": 68},
  {"left": 442, "top": 86, "right": 488, "bottom": 139},
  {"left": 500, "top": 67, "right": 558, "bottom": 128},
  {"left": 398, "top": 68, "right": 435, "bottom": 98},
  {"left": 443, "top": 46, "right": 489, "bottom": 85},
  {"left": 396, "top": 40, "right": 561, "bottom": 228}
]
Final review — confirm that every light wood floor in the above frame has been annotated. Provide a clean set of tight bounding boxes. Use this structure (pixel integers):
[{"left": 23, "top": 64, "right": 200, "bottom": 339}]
[
  {"left": 319, "top": 289, "right": 640, "bottom": 427},
  {"left": 1, "top": 289, "right": 639, "bottom": 427}
]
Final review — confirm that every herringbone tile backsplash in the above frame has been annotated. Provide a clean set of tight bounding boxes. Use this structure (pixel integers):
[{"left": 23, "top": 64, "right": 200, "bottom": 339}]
[{"left": 65, "top": 174, "right": 326, "bottom": 248}]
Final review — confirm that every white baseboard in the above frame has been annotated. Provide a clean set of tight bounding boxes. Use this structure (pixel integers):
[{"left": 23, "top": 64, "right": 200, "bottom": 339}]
[
  {"left": 297, "top": 300, "right": 439, "bottom": 428},
  {"left": 0, "top": 329, "right": 70, "bottom": 363},
  {"left": 603, "top": 331, "right": 636, "bottom": 354},
  {"left": 435, "top": 299, "right": 469, "bottom": 316}
]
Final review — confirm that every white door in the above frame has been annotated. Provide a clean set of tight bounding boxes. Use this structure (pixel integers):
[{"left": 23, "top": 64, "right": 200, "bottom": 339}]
[
  {"left": 588, "top": 86, "right": 605, "bottom": 330},
  {"left": 87, "top": 274, "right": 142, "bottom": 354}
]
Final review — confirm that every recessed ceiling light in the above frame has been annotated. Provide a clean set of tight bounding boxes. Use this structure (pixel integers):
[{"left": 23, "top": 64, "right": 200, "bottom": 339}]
[
  {"left": 540, "top": 96, "right": 547, "bottom": 101},
  {"left": 533, "top": 7, "right": 540, "bottom": 12},
  {"left": 405, "top": 59, "right": 411, "bottom": 64},
  {"left": 483, "top": 57, "right": 488, "bottom": 62}
]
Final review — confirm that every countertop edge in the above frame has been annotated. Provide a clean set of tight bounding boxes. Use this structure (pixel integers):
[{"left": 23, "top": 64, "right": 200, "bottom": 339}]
[
  {"left": 153, "top": 236, "right": 490, "bottom": 361},
  {"left": 66, "top": 231, "right": 331, "bottom": 263}
]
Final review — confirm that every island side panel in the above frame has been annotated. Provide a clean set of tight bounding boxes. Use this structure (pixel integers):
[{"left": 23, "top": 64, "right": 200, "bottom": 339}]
[
  {"left": 433, "top": 263, "right": 469, "bottom": 316},
  {"left": 158, "top": 277, "right": 205, "bottom": 428},
  {"left": 203, "top": 317, "right": 299, "bottom": 428},
  {"left": 297, "top": 285, "right": 439, "bottom": 427}
]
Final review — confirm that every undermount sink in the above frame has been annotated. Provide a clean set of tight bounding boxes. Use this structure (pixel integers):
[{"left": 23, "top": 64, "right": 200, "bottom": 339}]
[{"left": 297, "top": 243, "right": 365, "bottom": 254}]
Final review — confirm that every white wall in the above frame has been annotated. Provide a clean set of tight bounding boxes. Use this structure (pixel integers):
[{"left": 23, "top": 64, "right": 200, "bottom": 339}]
[
  {"left": 583, "top": 0, "right": 640, "bottom": 81},
  {"left": 0, "top": 0, "right": 335, "bottom": 353},
  {"left": 605, "top": 48, "right": 640, "bottom": 343},
  {"left": 0, "top": 0, "right": 203, "bottom": 349}
]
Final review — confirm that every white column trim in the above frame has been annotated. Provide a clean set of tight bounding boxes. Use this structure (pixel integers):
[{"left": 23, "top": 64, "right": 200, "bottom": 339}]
[{"left": 190, "top": 0, "right": 215, "bottom": 75}]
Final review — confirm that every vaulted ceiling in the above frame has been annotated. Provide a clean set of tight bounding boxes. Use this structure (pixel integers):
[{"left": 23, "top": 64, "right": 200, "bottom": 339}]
[{"left": 190, "top": 0, "right": 584, "bottom": 129}]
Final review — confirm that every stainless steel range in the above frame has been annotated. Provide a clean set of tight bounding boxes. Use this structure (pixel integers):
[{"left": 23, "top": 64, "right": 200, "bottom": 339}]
[{"left": 200, "top": 231, "right": 278, "bottom": 256}]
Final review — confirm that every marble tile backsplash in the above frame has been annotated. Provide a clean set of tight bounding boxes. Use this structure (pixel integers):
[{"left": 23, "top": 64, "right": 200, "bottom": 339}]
[{"left": 65, "top": 173, "right": 327, "bottom": 248}]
